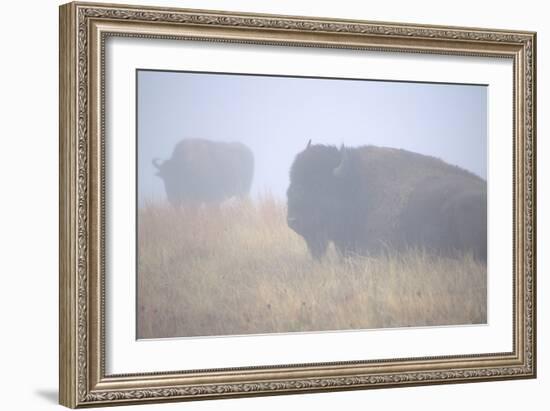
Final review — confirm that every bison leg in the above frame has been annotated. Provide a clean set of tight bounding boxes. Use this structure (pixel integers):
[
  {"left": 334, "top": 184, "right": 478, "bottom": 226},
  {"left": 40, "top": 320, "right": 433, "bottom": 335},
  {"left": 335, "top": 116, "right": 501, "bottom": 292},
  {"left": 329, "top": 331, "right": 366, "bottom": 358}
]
[{"left": 304, "top": 236, "right": 329, "bottom": 260}]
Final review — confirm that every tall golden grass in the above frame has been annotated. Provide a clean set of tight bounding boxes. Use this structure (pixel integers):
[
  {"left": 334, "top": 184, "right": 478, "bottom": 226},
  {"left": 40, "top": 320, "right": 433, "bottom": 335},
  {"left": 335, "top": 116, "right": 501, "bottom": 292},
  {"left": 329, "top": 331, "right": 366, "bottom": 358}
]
[{"left": 137, "top": 196, "right": 487, "bottom": 339}]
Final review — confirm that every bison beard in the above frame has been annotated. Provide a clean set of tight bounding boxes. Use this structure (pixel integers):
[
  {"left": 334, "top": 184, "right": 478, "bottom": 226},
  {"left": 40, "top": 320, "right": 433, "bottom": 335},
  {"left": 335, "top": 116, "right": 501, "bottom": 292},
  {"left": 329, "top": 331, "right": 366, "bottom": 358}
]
[
  {"left": 153, "top": 138, "right": 254, "bottom": 206},
  {"left": 286, "top": 142, "right": 487, "bottom": 261}
]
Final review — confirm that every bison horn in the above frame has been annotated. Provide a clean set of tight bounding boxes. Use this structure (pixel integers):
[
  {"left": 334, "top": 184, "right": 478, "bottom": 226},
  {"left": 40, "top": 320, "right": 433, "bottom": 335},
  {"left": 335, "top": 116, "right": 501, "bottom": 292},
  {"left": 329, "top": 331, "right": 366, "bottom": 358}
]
[
  {"left": 333, "top": 144, "right": 348, "bottom": 177},
  {"left": 306, "top": 139, "right": 312, "bottom": 149},
  {"left": 152, "top": 158, "right": 162, "bottom": 169}
]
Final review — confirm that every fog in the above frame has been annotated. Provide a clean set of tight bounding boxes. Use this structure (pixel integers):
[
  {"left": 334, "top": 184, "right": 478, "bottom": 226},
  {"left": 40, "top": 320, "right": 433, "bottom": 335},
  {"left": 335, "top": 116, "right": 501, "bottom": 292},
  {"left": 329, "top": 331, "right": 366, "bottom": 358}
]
[{"left": 137, "top": 70, "right": 486, "bottom": 203}]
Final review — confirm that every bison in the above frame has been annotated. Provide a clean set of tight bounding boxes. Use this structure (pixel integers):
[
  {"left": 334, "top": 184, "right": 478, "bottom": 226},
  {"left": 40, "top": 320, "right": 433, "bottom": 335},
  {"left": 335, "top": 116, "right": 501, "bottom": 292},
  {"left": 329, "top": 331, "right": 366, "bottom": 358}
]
[
  {"left": 286, "top": 141, "right": 487, "bottom": 261},
  {"left": 153, "top": 138, "right": 254, "bottom": 206}
]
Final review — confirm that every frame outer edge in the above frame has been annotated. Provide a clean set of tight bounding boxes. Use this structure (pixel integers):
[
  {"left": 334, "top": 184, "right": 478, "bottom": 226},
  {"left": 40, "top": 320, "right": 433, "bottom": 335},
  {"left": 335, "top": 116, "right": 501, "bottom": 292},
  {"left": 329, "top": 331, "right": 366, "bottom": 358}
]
[
  {"left": 60, "top": 2, "right": 78, "bottom": 409},
  {"left": 530, "top": 32, "right": 537, "bottom": 378},
  {"left": 59, "top": 2, "right": 537, "bottom": 407}
]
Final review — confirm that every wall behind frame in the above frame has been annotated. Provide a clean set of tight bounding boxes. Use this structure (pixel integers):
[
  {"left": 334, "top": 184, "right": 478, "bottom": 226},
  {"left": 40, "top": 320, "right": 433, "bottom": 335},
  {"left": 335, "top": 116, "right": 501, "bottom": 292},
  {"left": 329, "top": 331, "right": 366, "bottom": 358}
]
[{"left": 0, "top": 0, "right": 545, "bottom": 410}]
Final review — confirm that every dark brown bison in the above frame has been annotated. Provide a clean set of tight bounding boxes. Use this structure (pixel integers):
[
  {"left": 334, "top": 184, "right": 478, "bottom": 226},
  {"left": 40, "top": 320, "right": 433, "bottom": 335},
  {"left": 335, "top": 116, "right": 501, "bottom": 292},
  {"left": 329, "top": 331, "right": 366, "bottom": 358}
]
[
  {"left": 286, "top": 141, "right": 487, "bottom": 261},
  {"left": 153, "top": 138, "right": 254, "bottom": 206}
]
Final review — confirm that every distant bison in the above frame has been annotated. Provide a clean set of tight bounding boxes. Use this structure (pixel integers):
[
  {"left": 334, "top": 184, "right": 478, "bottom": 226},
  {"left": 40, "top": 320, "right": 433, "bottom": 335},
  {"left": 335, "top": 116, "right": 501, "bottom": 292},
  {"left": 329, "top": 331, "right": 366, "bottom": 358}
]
[
  {"left": 286, "top": 141, "right": 487, "bottom": 261},
  {"left": 153, "top": 138, "right": 254, "bottom": 206}
]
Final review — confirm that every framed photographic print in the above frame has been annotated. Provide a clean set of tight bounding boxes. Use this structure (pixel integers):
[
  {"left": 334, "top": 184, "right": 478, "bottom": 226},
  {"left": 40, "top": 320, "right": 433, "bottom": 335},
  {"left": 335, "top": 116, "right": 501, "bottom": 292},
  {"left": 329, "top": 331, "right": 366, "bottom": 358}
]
[{"left": 59, "top": 1, "right": 537, "bottom": 408}]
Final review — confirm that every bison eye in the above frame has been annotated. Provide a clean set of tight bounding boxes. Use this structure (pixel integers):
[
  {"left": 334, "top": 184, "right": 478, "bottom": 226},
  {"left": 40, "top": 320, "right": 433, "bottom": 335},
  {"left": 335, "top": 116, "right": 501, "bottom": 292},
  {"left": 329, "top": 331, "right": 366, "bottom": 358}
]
[{"left": 287, "top": 216, "right": 298, "bottom": 230}]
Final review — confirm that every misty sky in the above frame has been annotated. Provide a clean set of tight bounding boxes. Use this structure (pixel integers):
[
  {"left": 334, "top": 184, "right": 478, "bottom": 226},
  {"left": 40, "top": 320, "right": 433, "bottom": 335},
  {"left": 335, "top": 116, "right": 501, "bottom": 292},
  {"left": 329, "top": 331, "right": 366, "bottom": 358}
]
[{"left": 137, "top": 70, "right": 487, "bottom": 203}]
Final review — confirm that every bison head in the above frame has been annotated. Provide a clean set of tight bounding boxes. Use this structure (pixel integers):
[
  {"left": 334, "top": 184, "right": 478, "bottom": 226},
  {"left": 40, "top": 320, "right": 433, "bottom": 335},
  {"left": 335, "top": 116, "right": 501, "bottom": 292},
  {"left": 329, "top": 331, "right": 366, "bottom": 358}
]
[
  {"left": 286, "top": 141, "right": 356, "bottom": 259},
  {"left": 152, "top": 158, "right": 164, "bottom": 177},
  {"left": 152, "top": 157, "right": 188, "bottom": 206}
]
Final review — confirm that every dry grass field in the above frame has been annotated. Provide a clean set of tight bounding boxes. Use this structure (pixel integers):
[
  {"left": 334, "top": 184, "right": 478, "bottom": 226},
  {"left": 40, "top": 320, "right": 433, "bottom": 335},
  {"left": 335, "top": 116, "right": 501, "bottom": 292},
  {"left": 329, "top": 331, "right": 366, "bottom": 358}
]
[{"left": 137, "top": 196, "right": 487, "bottom": 339}]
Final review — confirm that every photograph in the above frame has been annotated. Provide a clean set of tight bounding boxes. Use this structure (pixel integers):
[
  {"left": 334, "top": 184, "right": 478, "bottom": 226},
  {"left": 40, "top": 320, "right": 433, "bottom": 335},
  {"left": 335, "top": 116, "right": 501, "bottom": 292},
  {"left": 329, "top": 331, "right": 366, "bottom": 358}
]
[{"left": 136, "top": 70, "right": 488, "bottom": 339}]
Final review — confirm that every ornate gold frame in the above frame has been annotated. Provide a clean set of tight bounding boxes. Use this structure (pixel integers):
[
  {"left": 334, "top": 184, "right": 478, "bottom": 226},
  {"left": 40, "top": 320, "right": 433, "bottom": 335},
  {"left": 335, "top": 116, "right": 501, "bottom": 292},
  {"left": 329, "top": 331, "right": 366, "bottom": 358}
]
[{"left": 59, "top": 1, "right": 536, "bottom": 408}]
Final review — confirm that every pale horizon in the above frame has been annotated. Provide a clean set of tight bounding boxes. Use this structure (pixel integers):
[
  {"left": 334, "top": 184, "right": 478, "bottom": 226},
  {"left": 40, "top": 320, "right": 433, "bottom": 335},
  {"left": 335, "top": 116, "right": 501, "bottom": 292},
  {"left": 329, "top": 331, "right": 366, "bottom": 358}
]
[{"left": 137, "top": 70, "right": 487, "bottom": 203}]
